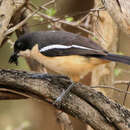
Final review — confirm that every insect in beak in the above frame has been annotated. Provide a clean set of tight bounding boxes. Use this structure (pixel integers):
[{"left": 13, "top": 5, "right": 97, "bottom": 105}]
[{"left": 8, "top": 52, "right": 19, "bottom": 65}]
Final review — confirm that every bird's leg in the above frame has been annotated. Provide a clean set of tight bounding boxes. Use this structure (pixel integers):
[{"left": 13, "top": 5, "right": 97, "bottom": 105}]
[
  {"left": 29, "top": 73, "right": 68, "bottom": 81},
  {"left": 29, "top": 73, "right": 53, "bottom": 79},
  {"left": 54, "top": 82, "right": 75, "bottom": 104},
  {"left": 30, "top": 73, "right": 75, "bottom": 104}
]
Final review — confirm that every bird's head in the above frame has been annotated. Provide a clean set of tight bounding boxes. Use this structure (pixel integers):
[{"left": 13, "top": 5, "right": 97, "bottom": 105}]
[
  {"left": 9, "top": 40, "right": 27, "bottom": 65},
  {"left": 9, "top": 33, "right": 37, "bottom": 65}
]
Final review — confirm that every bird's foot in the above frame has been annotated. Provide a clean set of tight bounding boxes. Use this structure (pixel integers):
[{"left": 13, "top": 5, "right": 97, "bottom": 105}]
[
  {"left": 30, "top": 73, "right": 68, "bottom": 80},
  {"left": 53, "top": 82, "right": 75, "bottom": 107},
  {"left": 53, "top": 89, "right": 66, "bottom": 108},
  {"left": 54, "top": 96, "right": 62, "bottom": 104},
  {"left": 53, "top": 96, "right": 64, "bottom": 108},
  {"left": 29, "top": 73, "right": 53, "bottom": 81}
]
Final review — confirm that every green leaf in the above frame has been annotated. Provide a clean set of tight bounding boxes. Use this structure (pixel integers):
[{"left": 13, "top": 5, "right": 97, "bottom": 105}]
[
  {"left": 116, "top": 52, "right": 124, "bottom": 55},
  {"left": 114, "top": 68, "right": 122, "bottom": 76},
  {"left": 65, "top": 17, "right": 74, "bottom": 22},
  {"left": 39, "top": 17, "right": 44, "bottom": 22},
  {"left": 92, "top": 36, "right": 98, "bottom": 41},
  {"left": 33, "top": 15, "right": 44, "bottom": 22},
  {"left": 45, "top": 8, "right": 56, "bottom": 16}
]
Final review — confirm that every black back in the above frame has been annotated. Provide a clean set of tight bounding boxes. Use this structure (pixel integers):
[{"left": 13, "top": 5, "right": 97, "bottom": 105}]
[{"left": 17, "top": 31, "right": 107, "bottom": 57}]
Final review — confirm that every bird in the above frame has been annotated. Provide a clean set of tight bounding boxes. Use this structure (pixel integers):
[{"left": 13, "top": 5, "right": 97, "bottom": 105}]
[{"left": 9, "top": 30, "right": 130, "bottom": 103}]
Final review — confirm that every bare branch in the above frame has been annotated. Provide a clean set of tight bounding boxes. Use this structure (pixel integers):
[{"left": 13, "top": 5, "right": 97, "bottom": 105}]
[
  {"left": 123, "top": 84, "right": 130, "bottom": 105},
  {"left": 0, "top": 69, "right": 130, "bottom": 129},
  {"left": 114, "top": 81, "right": 130, "bottom": 85},
  {"left": 0, "top": 69, "right": 114, "bottom": 130},
  {"left": 91, "top": 85, "right": 130, "bottom": 95},
  {"left": 5, "top": 8, "right": 40, "bottom": 36},
  {"left": 28, "top": 2, "right": 100, "bottom": 40},
  {"left": 0, "top": 0, "right": 26, "bottom": 46}
]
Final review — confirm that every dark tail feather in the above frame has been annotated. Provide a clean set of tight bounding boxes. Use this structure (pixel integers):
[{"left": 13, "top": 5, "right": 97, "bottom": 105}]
[{"left": 95, "top": 53, "right": 130, "bottom": 65}]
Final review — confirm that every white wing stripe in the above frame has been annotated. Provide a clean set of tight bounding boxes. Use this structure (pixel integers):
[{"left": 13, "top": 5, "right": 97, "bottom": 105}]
[
  {"left": 40, "top": 44, "right": 97, "bottom": 52},
  {"left": 71, "top": 45, "right": 95, "bottom": 51},
  {"left": 40, "top": 45, "right": 71, "bottom": 52}
]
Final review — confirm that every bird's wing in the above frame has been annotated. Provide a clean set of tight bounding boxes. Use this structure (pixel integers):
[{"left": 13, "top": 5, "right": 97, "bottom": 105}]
[
  {"left": 39, "top": 44, "right": 107, "bottom": 57},
  {"left": 39, "top": 32, "right": 107, "bottom": 57}
]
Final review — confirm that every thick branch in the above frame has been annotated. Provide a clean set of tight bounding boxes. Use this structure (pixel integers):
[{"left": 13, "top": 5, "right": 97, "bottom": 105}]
[
  {"left": 0, "top": 69, "right": 115, "bottom": 130},
  {"left": 103, "top": 0, "right": 130, "bottom": 35},
  {"left": 0, "top": 69, "right": 130, "bottom": 129}
]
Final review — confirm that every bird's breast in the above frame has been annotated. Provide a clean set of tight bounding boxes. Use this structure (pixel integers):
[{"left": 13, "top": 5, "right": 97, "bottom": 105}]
[{"left": 19, "top": 44, "right": 107, "bottom": 81}]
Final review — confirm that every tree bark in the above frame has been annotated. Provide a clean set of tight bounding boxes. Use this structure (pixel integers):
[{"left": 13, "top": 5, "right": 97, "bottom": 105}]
[
  {"left": 0, "top": 69, "right": 130, "bottom": 129},
  {"left": 0, "top": 0, "right": 27, "bottom": 46},
  {"left": 103, "top": 0, "right": 130, "bottom": 36}
]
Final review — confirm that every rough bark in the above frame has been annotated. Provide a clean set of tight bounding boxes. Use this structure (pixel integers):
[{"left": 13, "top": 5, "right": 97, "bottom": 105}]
[
  {"left": 103, "top": 0, "right": 130, "bottom": 36},
  {"left": 0, "top": 0, "right": 26, "bottom": 46},
  {"left": 56, "top": 110, "right": 73, "bottom": 130},
  {"left": 0, "top": 69, "right": 130, "bottom": 129}
]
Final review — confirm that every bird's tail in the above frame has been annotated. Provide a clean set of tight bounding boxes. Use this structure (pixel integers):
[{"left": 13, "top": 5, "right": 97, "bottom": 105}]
[{"left": 94, "top": 53, "right": 130, "bottom": 65}]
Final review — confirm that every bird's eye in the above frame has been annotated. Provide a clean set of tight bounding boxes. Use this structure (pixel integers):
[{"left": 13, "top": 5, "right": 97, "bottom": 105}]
[
  {"left": 14, "top": 41, "right": 24, "bottom": 53},
  {"left": 16, "top": 42, "right": 22, "bottom": 48},
  {"left": 14, "top": 41, "right": 24, "bottom": 51}
]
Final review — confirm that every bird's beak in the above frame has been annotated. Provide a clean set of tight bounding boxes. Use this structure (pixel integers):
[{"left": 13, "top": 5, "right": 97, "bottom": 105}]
[{"left": 8, "top": 52, "right": 19, "bottom": 65}]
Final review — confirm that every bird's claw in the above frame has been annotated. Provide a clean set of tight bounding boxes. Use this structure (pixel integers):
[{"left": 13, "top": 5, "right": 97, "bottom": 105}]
[
  {"left": 29, "top": 74, "right": 52, "bottom": 81},
  {"left": 53, "top": 96, "right": 63, "bottom": 108}
]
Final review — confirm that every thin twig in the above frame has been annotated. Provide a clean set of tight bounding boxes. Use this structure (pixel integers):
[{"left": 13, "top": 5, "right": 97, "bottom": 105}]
[
  {"left": 41, "top": 0, "right": 55, "bottom": 7},
  {"left": 114, "top": 80, "right": 130, "bottom": 85},
  {"left": 0, "top": 88, "right": 30, "bottom": 98},
  {"left": 5, "top": 0, "right": 55, "bottom": 36},
  {"left": 5, "top": 9, "right": 40, "bottom": 36},
  {"left": 91, "top": 85, "right": 130, "bottom": 94},
  {"left": 38, "top": 0, "right": 55, "bottom": 11},
  {"left": 78, "top": 26, "right": 97, "bottom": 37},
  {"left": 123, "top": 83, "right": 130, "bottom": 105},
  {"left": 90, "top": 7, "right": 105, "bottom": 12},
  {"left": 28, "top": 2, "right": 100, "bottom": 39}
]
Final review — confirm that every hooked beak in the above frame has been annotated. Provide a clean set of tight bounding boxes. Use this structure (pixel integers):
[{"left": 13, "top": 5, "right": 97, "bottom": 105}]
[{"left": 8, "top": 52, "right": 19, "bottom": 65}]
